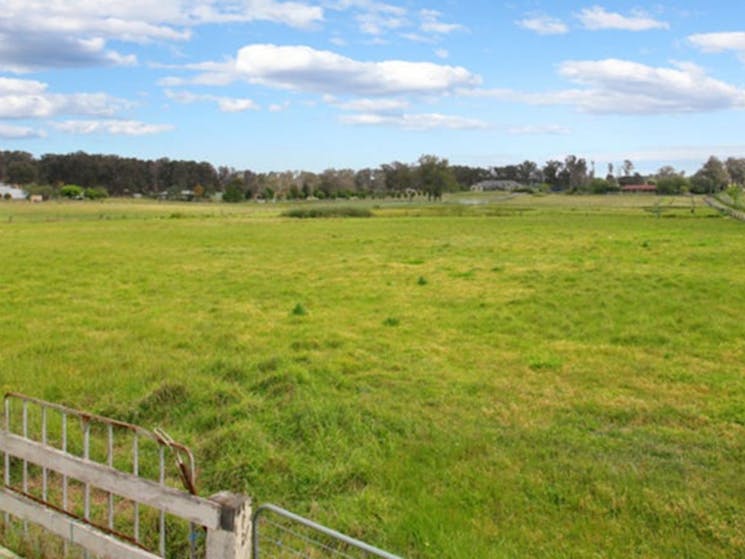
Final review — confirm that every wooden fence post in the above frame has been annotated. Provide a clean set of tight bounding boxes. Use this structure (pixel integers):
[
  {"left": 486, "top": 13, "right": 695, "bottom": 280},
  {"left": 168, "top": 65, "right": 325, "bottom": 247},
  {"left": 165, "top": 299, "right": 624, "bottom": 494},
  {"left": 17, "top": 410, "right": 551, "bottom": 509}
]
[{"left": 206, "top": 492, "right": 252, "bottom": 559}]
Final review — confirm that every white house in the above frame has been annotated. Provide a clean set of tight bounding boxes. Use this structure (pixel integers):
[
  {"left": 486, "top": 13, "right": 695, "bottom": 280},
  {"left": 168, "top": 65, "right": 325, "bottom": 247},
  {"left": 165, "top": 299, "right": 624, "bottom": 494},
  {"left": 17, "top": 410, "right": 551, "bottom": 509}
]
[{"left": 0, "top": 183, "right": 27, "bottom": 200}]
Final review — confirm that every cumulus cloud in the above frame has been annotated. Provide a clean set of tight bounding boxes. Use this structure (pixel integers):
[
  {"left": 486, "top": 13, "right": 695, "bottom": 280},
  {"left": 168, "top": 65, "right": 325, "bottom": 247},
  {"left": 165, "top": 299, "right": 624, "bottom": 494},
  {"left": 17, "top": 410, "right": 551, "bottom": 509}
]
[
  {"left": 464, "top": 59, "right": 745, "bottom": 115},
  {"left": 0, "top": 78, "right": 132, "bottom": 119},
  {"left": 164, "top": 89, "right": 259, "bottom": 111},
  {"left": 340, "top": 112, "right": 487, "bottom": 130},
  {"left": 234, "top": 44, "right": 480, "bottom": 96},
  {"left": 0, "top": 123, "right": 45, "bottom": 139},
  {"left": 689, "top": 32, "right": 745, "bottom": 53},
  {"left": 576, "top": 6, "right": 669, "bottom": 31},
  {"left": 53, "top": 119, "right": 174, "bottom": 135},
  {"left": 517, "top": 14, "right": 568, "bottom": 35},
  {"left": 0, "top": 0, "right": 323, "bottom": 71},
  {"left": 0, "top": 32, "right": 136, "bottom": 72}
]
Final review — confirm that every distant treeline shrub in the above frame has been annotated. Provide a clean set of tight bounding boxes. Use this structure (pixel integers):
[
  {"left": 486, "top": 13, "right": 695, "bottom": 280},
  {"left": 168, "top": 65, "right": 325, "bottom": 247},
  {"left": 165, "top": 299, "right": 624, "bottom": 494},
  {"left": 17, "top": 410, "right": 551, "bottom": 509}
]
[{"left": 281, "top": 206, "right": 373, "bottom": 218}]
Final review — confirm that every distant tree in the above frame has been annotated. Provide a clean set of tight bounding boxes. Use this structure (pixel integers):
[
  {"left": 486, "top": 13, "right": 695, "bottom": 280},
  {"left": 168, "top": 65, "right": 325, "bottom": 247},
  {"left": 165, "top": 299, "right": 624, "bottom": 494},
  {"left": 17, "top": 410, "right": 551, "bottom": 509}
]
[
  {"left": 516, "top": 160, "right": 540, "bottom": 184},
  {"left": 6, "top": 160, "right": 37, "bottom": 185},
  {"left": 656, "top": 165, "right": 682, "bottom": 178},
  {"left": 690, "top": 156, "right": 729, "bottom": 194},
  {"left": 417, "top": 155, "right": 456, "bottom": 200},
  {"left": 450, "top": 165, "right": 491, "bottom": 189},
  {"left": 542, "top": 160, "right": 563, "bottom": 190},
  {"left": 588, "top": 177, "right": 610, "bottom": 194},
  {"left": 381, "top": 162, "right": 414, "bottom": 194},
  {"left": 622, "top": 159, "right": 634, "bottom": 176},
  {"left": 725, "top": 157, "right": 745, "bottom": 186},
  {"left": 656, "top": 175, "right": 689, "bottom": 195},
  {"left": 564, "top": 155, "right": 589, "bottom": 191},
  {"left": 222, "top": 177, "right": 245, "bottom": 202}
]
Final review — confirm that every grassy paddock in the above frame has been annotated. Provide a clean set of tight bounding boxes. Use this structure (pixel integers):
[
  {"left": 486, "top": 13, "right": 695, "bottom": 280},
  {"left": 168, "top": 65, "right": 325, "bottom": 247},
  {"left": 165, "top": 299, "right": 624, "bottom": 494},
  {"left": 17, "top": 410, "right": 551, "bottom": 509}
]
[{"left": 0, "top": 195, "right": 742, "bottom": 558}]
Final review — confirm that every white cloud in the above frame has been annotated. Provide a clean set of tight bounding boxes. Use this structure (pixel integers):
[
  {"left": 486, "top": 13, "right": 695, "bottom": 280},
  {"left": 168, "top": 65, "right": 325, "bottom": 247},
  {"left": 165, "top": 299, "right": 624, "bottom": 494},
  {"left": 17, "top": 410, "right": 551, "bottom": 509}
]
[
  {"left": 53, "top": 119, "right": 174, "bottom": 135},
  {"left": 576, "top": 6, "right": 669, "bottom": 31},
  {"left": 164, "top": 89, "right": 259, "bottom": 111},
  {"left": 0, "top": 1, "right": 323, "bottom": 71},
  {"left": 0, "top": 123, "right": 45, "bottom": 139},
  {"left": 340, "top": 112, "right": 487, "bottom": 130},
  {"left": 0, "top": 32, "right": 137, "bottom": 72},
  {"left": 689, "top": 32, "right": 745, "bottom": 53},
  {"left": 234, "top": 44, "right": 480, "bottom": 96},
  {"left": 327, "top": 0, "right": 409, "bottom": 36},
  {"left": 517, "top": 14, "right": 568, "bottom": 35},
  {"left": 0, "top": 78, "right": 132, "bottom": 119},
  {"left": 463, "top": 59, "right": 745, "bottom": 115},
  {"left": 419, "top": 9, "right": 465, "bottom": 35},
  {"left": 334, "top": 97, "right": 410, "bottom": 112},
  {"left": 434, "top": 48, "right": 449, "bottom": 59},
  {"left": 268, "top": 101, "right": 290, "bottom": 112},
  {"left": 507, "top": 124, "right": 570, "bottom": 135}
]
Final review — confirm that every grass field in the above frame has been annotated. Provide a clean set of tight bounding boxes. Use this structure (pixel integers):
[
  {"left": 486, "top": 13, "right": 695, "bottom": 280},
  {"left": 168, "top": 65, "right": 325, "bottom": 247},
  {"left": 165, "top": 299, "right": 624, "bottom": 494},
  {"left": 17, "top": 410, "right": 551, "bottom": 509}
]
[{"left": 0, "top": 194, "right": 743, "bottom": 558}]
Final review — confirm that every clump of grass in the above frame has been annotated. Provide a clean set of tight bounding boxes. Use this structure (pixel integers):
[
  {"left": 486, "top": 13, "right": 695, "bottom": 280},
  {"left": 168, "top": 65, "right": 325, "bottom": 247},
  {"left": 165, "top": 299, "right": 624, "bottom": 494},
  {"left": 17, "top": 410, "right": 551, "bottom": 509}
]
[
  {"left": 291, "top": 303, "right": 307, "bottom": 316},
  {"left": 383, "top": 317, "right": 400, "bottom": 327},
  {"left": 281, "top": 206, "right": 373, "bottom": 218},
  {"left": 417, "top": 276, "right": 428, "bottom": 285}
]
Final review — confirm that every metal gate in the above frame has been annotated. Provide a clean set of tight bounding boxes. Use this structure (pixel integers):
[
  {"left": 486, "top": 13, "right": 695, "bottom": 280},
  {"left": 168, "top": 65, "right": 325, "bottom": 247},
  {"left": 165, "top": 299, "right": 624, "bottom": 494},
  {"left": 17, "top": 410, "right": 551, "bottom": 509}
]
[
  {"left": 252, "top": 504, "right": 401, "bottom": 559},
  {"left": 0, "top": 393, "right": 403, "bottom": 559}
]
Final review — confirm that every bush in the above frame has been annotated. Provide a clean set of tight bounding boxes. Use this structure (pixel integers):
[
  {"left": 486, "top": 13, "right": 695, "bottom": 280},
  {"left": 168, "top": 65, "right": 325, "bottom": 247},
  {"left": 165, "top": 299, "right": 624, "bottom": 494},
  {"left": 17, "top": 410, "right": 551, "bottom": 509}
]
[
  {"left": 281, "top": 207, "right": 373, "bottom": 218},
  {"left": 60, "top": 184, "right": 84, "bottom": 199},
  {"left": 84, "top": 187, "right": 108, "bottom": 200}
]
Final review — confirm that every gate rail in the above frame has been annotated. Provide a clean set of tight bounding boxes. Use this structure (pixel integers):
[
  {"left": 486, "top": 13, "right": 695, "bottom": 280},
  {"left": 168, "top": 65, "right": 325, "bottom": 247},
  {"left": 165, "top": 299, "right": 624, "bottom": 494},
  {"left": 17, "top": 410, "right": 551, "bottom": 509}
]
[
  {"left": 0, "top": 393, "right": 402, "bottom": 559},
  {"left": 252, "top": 504, "right": 401, "bottom": 559},
  {"left": 0, "top": 393, "right": 250, "bottom": 559}
]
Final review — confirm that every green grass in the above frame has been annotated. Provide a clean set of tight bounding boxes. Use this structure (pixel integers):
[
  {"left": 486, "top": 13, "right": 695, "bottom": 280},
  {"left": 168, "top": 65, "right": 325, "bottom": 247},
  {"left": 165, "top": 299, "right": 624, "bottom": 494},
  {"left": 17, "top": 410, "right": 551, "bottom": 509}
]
[{"left": 0, "top": 195, "right": 743, "bottom": 558}]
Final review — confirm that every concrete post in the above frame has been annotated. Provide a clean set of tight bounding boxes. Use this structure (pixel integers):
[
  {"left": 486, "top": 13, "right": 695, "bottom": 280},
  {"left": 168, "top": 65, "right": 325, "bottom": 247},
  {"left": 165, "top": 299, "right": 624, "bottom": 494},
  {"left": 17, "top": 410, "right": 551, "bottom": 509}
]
[{"left": 206, "top": 492, "right": 252, "bottom": 559}]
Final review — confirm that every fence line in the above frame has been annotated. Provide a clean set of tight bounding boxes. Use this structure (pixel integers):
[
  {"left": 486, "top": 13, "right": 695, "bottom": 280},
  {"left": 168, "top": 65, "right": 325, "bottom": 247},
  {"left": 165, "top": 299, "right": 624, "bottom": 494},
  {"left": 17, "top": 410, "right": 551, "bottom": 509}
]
[{"left": 705, "top": 196, "right": 745, "bottom": 221}]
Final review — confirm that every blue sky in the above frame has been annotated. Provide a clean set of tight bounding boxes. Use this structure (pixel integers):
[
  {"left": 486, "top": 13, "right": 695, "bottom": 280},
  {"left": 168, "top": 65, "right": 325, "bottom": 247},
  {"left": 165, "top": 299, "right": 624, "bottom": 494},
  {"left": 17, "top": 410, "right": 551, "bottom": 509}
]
[{"left": 1, "top": 1, "right": 745, "bottom": 174}]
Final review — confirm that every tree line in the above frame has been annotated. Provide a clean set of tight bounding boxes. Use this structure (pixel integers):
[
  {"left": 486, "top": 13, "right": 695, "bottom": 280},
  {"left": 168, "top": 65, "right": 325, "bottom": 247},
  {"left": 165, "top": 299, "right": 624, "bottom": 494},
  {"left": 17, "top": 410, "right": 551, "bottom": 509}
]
[{"left": 1, "top": 150, "right": 743, "bottom": 201}]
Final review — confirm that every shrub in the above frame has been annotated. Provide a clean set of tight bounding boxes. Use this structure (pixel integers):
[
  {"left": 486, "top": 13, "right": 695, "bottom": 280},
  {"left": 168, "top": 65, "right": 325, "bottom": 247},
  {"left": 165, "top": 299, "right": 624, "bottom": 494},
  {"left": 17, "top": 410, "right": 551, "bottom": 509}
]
[
  {"left": 60, "top": 184, "right": 84, "bottom": 199},
  {"left": 281, "top": 207, "right": 373, "bottom": 219},
  {"left": 84, "top": 187, "right": 108, "bottom": 200}
]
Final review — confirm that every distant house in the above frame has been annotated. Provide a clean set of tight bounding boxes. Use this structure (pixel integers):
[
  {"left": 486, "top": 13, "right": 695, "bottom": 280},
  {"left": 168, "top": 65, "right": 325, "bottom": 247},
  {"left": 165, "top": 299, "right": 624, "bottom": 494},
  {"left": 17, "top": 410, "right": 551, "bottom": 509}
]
[
  {"left": 621, "top": 184, "right": 657, "bottom": 194},
  {"left": 470, "top": 180, "right": 523, "bottom": 192},
  {"left": 0, "top": 183, "right": 27, "bottom": 200}
]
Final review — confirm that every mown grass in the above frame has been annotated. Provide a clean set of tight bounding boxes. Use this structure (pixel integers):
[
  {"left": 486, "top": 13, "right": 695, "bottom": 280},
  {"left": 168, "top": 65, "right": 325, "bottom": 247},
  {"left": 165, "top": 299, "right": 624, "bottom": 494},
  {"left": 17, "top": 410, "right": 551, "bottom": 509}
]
[{"left": 0, "top": 195, "right": 743, "bottom": 558}]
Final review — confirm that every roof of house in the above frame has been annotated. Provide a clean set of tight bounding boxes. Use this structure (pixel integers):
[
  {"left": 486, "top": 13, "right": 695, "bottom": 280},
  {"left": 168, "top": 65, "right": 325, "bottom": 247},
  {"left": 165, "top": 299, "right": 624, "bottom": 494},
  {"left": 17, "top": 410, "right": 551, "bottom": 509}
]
[{"left": 621, "top": 184, "right": 657, "bottom": 191}]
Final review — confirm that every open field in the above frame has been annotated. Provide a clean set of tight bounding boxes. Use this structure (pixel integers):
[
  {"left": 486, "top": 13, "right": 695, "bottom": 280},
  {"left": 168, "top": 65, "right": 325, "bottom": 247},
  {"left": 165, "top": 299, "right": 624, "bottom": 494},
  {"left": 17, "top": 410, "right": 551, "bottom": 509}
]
[{"left": 0, "top": 195, "right": 743, "bottom": 558}]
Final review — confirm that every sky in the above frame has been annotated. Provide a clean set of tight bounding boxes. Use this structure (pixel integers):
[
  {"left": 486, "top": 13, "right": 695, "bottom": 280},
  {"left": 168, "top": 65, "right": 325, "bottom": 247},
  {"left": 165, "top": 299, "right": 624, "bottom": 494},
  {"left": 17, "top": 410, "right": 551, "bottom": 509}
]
[{"left": 1, "top": 1, "right": 745, "bottom": 174}]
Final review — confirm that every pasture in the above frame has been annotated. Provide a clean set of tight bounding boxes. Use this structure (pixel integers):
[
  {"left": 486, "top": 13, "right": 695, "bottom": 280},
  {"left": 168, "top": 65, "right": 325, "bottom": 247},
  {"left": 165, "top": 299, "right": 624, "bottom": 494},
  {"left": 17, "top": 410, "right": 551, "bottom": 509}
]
[{"left": 0, "top": 194, "right": 743, "bottom": 558}]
